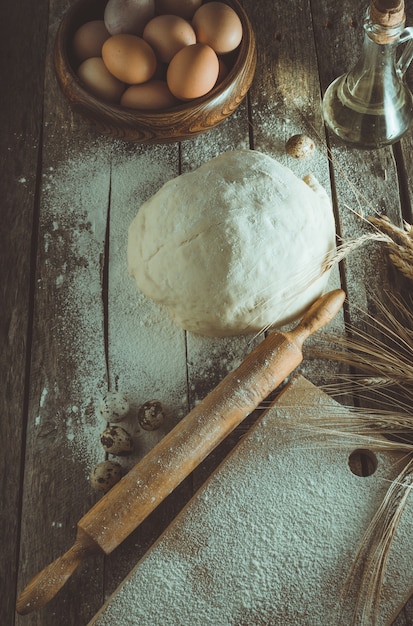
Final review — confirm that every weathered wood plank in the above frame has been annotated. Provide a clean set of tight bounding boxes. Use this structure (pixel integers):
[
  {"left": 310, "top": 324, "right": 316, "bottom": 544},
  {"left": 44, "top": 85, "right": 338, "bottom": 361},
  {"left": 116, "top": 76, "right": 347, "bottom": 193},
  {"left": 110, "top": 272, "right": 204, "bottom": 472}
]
[
  {"left": 0, "top": 1, "right": 48, "bottom": 625},
  {"left": 15, "top": 0, "right": 111, "bottom": 623},
  {"left": 103, "top": 141, "right": 193, "bottom": 596},
  {"left": 312, "top": 0, "right": 407, "bottom": 319},
  {"left": 15, "top": 149, "right": 110, "bottom": 625}
]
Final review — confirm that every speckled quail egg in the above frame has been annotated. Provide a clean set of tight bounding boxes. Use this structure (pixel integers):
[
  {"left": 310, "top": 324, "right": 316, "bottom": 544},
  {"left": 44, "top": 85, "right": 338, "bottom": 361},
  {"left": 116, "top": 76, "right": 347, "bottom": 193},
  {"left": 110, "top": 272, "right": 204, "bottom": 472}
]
[
  {"left": 99, "top": 391, "right": 130, "bottom": 423},
  {"left": 285, "top": 134, "right": 315, "bottom": 158},
  {"left": 90, "top": 460, "right": 122, "bottom": 493},
  {"left": 100, "top": 425, "right": 133, "bottom": 455},
  {"left": 137, "top": 400, "right": 165, "bottom": 431}
]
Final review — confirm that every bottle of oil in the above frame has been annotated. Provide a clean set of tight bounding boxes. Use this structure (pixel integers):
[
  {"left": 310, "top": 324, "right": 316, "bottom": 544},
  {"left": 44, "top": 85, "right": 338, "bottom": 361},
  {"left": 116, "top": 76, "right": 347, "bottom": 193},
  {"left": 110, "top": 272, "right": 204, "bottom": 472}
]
[{"left": 322, "top": 0, "right": 413, "bottom": 149}]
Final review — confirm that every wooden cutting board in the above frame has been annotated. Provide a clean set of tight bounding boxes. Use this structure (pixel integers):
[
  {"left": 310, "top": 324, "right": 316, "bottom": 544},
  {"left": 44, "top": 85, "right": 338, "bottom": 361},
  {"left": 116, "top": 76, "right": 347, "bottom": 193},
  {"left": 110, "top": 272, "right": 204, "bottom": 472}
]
[{"left": 89, "top": 375, "right": 413, "bottom": 626}]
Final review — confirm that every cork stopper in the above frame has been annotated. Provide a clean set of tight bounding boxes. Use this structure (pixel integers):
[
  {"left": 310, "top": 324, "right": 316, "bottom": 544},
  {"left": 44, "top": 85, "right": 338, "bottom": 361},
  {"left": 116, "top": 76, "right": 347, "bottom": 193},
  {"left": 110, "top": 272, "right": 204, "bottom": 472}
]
[{"left": 370, "top": 0, "right": 405, "bottom": 26}]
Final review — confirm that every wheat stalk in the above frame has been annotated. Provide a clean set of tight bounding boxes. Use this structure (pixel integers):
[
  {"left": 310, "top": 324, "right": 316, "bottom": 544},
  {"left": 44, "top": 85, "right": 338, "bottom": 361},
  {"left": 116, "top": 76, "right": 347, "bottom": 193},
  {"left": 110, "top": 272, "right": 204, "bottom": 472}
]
[
  {"left": 306, "top": 294, "right": 413, "bottom": 625},
  {"left": 277, "top": 120, "right": 413, "bottom": 623},
  {"left": 322, "top": 232, "right": 393, "bottom": 272},
  {"left": 343, "top": 457, "right": 413, "bottom": 626},
  {"left": 321, "top": 216, "right": 413, "bottom": 283},
  {"left": 368, "top": 215, "right": 413, "bottom": 282}
]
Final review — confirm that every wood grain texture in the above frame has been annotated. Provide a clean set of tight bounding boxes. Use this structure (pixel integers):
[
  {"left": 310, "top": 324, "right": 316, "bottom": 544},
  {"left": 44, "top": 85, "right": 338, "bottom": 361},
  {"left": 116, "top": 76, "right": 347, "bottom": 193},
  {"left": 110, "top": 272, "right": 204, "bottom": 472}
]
[
  {"left": 3, "top": 0, "right": 413, "bottom": 624},
  {"left": 103, "top": 141, "right": 192, "bottom": 597},
  {"left": 14, "top": 0, "right": 110, "bottom": 623},
  {"left": 0, "top": 1, "right": 48, "bottom": 625}
]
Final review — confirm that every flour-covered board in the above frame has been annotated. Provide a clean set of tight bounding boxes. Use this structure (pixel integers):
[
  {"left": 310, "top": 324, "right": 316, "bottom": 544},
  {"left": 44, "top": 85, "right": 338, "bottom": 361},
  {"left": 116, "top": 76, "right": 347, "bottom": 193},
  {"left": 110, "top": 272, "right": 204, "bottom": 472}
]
[{"left": 89, "top": 375, "right": 413, "bottom": 626}]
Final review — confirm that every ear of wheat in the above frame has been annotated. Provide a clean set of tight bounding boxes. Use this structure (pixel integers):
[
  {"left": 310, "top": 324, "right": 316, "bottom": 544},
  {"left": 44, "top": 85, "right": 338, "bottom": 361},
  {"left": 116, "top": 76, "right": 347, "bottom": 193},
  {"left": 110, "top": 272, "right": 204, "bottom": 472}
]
[
  {"left": 275, "top": 122, "right": 413, "bottom": 623},
  {"left": 342, "top": 457, "right": 413, "bottom": 626},
  {"left": 306, "top": 292, "right": 413, "bottom": 626},
  {"left": 368, "top": 215, "right": 413, "bottom": 282},
  {"left": 320, "top": 214, "right": 413, "bottom": 284}
]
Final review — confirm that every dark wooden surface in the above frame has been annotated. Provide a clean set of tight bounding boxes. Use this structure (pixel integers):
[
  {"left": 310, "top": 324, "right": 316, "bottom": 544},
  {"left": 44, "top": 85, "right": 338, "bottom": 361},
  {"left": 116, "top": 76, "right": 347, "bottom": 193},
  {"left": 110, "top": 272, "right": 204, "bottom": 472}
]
[{"left": 1, "top": 0, "right": 412, "bottom": 625}]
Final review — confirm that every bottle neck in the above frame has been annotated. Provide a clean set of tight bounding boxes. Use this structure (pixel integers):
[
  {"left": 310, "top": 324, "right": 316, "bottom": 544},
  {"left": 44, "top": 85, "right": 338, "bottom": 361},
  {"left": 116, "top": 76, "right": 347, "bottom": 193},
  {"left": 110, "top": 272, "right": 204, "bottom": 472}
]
[
  {"left": 348, "top": 8, "right": 405, "bottom": 82},
  {"left": 369, "top": 0, "right": 405, "bottom": 28},
  {"left": 344, "top": 11, "right": 407, "bottom": 112},
  {"left": 359, "top": 21, "right": 400, "bottom": 66},
  {"left": 365, "top": 6, "right": 405, "bottom": 44}
]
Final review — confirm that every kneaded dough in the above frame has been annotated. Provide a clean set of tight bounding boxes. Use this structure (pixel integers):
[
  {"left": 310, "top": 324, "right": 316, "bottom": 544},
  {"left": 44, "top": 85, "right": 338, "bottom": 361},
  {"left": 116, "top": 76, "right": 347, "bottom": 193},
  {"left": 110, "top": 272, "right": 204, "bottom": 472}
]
[{"left": 127, "top": 150, "right": 336, "bottom": 337}]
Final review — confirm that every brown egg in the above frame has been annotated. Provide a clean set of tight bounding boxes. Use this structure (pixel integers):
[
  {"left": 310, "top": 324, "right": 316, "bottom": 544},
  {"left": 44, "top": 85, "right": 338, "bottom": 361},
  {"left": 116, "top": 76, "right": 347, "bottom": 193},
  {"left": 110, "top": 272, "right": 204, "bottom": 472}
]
[
  {"left": 143, "top": 15, "right": 196, "bottom": 63},
  {"left": 121, "top": 80, "right": 179, "bottom": 109},
  {"left": 102, "top": 34, "right": 157, "bottom": 84},
  {"left": 167, "top": 43, "right": 219, "bottom": 100},
  {"left": 77, "top": 57, "right": 125, "bottom": 102},
  {"left": 155, "top": 0, "right": 202, "bottom": 19},
  {"left": 72, "top": 20, "right": 110, "bottom": 63},
  {"left": 192, "top": 2, "right": 243, "bottom": 54},
  {"left": 104, "top": 0, "right": 155, "bottom": 36}
]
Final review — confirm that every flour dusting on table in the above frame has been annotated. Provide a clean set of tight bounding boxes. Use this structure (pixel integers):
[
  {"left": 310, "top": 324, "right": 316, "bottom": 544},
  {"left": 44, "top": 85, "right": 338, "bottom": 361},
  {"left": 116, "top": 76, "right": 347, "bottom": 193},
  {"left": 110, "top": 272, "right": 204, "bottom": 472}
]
[
  {"left": 40, "top": 143, "right": 187, "bottom": 471},
  {"left": 39, "top": 141, "right": 253, "bottom": 473},
  {"left": 90, "top": 377, "right": 413, "bottom": 626}
]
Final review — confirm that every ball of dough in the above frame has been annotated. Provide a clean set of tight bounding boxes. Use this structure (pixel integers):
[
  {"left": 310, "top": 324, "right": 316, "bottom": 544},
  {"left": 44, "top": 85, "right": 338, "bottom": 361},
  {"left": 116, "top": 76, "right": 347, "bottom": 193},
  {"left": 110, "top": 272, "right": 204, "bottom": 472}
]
[{"left": 127, "top": 150, "right": 336, "bottom": 337}]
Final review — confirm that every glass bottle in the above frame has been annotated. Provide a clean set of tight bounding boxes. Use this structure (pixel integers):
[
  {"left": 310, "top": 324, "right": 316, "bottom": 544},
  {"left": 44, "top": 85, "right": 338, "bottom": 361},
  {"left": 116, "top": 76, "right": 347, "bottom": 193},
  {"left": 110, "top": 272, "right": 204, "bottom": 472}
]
[{"left": 322, "top": 0, "right": 413, "bottom": 149}]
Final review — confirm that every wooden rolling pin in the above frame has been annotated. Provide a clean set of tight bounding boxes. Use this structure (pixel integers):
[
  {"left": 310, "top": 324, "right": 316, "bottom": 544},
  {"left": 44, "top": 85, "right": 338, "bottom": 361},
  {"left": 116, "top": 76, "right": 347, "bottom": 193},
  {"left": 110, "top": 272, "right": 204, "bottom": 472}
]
[{"left": 16, "top": 288, "right": 345, "bottom": 615}]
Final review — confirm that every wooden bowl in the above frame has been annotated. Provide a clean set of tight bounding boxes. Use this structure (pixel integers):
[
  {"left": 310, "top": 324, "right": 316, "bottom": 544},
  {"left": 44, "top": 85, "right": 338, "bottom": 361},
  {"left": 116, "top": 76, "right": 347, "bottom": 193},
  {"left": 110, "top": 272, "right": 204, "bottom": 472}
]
[{"left": 54, "top": 0, "right": 257, "bottom": 143}]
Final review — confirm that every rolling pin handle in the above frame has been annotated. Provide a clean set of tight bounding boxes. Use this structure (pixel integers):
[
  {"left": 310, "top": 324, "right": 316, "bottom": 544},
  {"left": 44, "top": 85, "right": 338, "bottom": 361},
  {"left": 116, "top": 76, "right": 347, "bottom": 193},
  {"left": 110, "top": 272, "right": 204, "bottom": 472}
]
[
  {"left": 15, "top": 527, "right": 100, "bottom": 615},
  {"left": 290, "top": 288, "right": 346, "bottom": 346}
]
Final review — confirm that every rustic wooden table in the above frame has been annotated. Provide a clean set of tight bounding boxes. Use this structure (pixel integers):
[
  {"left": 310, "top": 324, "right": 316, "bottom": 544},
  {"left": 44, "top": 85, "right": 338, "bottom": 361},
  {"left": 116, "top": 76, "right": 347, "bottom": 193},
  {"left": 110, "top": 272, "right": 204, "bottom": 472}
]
[{"left": 1, "top": 0, "right": 413, "bottom": 624}]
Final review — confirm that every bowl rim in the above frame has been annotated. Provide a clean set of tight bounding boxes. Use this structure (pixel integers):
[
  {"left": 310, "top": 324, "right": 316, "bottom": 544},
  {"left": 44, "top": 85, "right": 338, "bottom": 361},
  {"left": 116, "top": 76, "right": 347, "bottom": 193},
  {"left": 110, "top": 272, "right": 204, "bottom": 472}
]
[{"left": 54, "top": 0, "right": 256, "bottom": 118}]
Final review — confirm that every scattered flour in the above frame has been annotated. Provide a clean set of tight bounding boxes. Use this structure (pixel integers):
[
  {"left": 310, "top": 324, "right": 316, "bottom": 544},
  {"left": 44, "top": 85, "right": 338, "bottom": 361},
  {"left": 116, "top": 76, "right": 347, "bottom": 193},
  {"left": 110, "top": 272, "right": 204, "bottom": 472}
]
[
  {"left": 37, "top": 141, "right": 253, "bottom": 474},
  {"left": 38, "top": 145, "right": 109, "bottom": 471},
  {"left": 90, "top": 377, "right": 413, "bottom": 626}
]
